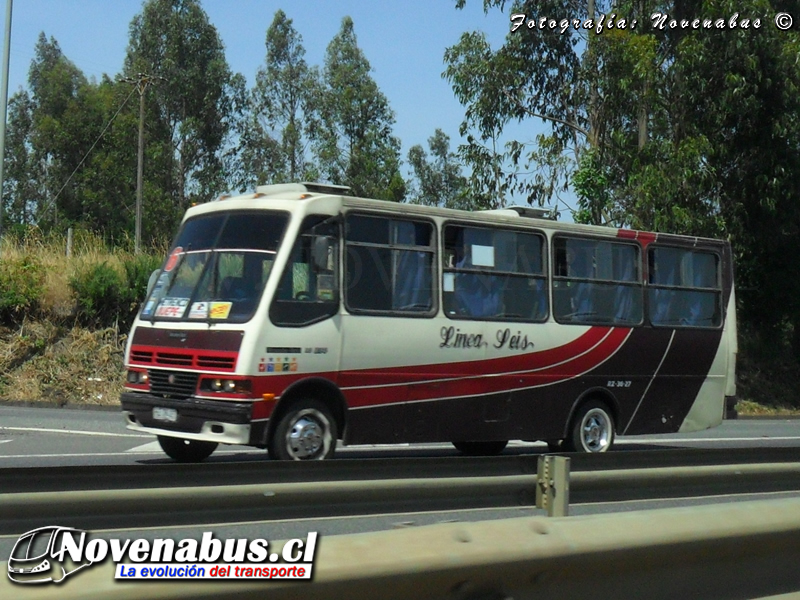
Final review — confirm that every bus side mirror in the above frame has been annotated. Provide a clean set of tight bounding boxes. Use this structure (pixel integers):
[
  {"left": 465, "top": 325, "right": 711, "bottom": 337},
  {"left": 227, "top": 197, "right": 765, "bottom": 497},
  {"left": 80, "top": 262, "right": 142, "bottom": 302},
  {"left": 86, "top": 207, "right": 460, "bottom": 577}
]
[{"left": 313, "top": 237, "right": 331, "bottom": 272}]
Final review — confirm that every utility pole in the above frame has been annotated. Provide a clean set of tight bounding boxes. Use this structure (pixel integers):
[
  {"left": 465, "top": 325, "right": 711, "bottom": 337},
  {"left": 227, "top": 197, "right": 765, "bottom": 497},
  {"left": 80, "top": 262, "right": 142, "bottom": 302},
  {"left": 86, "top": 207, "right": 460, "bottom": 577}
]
[
  {"left": 123, "top": 73, "right": 163, "bottom": 254},
  {"left": 0, "top": 0, "right": 13, "bottom": 244}
]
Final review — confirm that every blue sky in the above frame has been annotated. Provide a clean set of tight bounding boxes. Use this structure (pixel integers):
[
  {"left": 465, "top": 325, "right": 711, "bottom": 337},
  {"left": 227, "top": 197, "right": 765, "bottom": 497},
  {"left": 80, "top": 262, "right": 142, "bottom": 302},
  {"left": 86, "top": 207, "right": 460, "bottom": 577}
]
[{"left": 0, "top": 0, "right": 517, "bottom": 171}]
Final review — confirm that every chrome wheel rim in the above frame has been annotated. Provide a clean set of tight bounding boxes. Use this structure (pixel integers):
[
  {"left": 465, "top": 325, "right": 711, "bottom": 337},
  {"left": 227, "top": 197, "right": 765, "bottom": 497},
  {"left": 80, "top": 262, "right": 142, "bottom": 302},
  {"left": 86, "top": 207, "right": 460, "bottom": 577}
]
[
  {"left": 581, "top": 408, "right": 611, "bottom": 452},
  {"left": 285, "top": 409, "right": 332, "bottom": 460}
]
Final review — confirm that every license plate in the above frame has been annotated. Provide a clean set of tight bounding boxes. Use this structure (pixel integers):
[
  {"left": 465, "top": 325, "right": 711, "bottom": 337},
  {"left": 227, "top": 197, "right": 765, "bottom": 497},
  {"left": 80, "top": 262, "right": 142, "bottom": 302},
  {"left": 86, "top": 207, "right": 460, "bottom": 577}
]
[{"left": 153, "top": 407, "right": 178, "bottom": 423}]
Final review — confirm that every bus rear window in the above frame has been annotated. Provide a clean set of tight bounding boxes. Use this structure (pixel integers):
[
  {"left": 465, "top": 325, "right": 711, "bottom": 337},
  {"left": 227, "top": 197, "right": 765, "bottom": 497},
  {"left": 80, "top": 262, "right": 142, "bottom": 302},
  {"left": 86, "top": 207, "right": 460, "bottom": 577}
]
[{"left": 648, "top": 247, "right": 721, "bottom": 328}]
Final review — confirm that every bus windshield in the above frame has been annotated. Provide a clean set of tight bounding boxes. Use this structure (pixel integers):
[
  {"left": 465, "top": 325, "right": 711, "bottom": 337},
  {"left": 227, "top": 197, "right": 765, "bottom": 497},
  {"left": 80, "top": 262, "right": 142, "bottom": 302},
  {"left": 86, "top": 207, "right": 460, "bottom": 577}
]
[{"left": 141, "top": 211, "right": 289, "bottom": 323}]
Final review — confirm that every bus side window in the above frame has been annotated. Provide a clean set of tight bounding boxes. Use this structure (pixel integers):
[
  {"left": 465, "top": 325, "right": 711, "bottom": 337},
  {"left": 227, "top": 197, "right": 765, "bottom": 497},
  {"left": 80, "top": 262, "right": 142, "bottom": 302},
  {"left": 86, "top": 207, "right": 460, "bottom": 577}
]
[
  {"left": 345, "top": 215, "right": 435, "bottom": 315},
  {"left": 444, "top": 225, "right": 546, "bottom": 322},
  {"left": 553, "top": 237, "right": 642, "bottom": 325},
  {"left": 648, "top": 247, "right": 721, "bottom": 328},
  {"left": 269, "top": 216, "right": 340, "bottom": 327}
]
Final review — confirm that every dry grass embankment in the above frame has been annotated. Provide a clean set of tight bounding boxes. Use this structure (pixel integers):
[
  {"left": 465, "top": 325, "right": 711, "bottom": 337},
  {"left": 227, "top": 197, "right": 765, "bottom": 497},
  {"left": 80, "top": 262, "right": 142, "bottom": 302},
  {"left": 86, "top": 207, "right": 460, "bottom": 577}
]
[{"left": 0, "top": 230, "right": 159, "bottom": 407}]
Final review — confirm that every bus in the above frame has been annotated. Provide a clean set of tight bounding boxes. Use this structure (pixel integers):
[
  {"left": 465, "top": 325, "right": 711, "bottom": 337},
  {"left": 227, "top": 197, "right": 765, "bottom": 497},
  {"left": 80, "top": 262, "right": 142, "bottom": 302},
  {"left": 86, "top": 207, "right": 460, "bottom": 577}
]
[{"left": 120, "top": 182, "right": 737, "bottom": 461}]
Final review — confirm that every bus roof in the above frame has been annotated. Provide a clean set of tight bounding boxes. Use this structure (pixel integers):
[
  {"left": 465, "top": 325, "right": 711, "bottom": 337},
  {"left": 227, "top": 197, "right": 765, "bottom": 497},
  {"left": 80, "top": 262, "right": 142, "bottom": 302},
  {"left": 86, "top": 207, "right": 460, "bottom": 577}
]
[{"left": 181, "top": 183, "right": 728, "bottom": 247}]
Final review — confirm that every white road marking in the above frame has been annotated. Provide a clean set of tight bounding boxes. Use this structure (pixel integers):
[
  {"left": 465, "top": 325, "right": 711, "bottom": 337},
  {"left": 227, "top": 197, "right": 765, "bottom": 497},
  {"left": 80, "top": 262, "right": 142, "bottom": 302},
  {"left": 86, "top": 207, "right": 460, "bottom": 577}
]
[
  {"left": 0, "top": 426, "right": 150, "bottom": 438},
  {"left": 0, "top": 439, "right": 11, "bottom": 444},
  {"left": 126, "top": 441, "right": 163, "bottom": 453},
  {"left": 617, "top": 436, "right": 800, "bottom": 444}
]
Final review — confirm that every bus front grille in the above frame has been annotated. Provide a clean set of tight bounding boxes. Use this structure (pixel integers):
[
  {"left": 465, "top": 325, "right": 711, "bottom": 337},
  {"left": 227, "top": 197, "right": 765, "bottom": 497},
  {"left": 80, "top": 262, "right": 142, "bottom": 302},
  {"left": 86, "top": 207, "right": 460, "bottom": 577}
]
[{"left": 148, "top": 370, "right": 199, "bottom": 399}]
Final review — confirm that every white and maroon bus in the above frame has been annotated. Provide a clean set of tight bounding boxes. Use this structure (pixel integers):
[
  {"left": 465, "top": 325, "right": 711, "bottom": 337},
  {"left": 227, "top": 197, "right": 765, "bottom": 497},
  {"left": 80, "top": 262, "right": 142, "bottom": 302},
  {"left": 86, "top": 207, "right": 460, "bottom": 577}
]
[{"left": 120, "top": 183, "right": 737, "bottom": 461}]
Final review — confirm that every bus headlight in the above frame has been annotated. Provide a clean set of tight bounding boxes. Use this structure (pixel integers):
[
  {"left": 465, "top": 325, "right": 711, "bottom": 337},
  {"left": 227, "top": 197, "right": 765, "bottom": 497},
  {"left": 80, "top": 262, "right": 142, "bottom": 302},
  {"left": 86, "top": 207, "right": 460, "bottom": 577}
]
[
  {"left": 126, "top": 370, "right": 149, "bottom": 385},
  {"left": 200, "top": 378, "right": 252, "bottom": 395}
]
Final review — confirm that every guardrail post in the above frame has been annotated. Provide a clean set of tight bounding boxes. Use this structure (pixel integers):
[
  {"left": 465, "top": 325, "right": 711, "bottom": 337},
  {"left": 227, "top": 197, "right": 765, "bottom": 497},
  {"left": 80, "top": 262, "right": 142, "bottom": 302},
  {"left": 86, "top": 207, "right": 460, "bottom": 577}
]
[{"left": 536, "top": 455, "right": 570, "bottom": 517}]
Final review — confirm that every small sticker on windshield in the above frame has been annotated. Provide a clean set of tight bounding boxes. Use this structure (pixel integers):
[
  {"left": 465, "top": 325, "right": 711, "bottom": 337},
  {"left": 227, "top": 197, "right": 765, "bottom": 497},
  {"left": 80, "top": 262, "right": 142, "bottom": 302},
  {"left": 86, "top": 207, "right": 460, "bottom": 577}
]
[
  {"left": 155, "top": 298, "right": 189, "bottom": 318},
  {"left": 188, "top": 302, "right": 209, "bottom": 319},
  {"left": 209, "top": 302, "right": 232, "bottom": 319},
  {"left": 141, "top": 299, "right": 155, "bottom": 316}
]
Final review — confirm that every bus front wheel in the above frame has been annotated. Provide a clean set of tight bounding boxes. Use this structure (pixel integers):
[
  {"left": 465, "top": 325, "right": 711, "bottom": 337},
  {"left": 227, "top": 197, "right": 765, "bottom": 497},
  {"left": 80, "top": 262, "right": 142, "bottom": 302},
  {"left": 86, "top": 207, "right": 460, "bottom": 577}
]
[
  {"left": 270, "top": 400, "right": 337, "bottom": 460},
  {"left": 157, "top": 435, "right": 218, "bottom": 462},
  {"left": 452, "top": 441, "right": 508, "bottom": 456},
  {"left": 563, "top": 401, "right": 615, "bottom": 453}
]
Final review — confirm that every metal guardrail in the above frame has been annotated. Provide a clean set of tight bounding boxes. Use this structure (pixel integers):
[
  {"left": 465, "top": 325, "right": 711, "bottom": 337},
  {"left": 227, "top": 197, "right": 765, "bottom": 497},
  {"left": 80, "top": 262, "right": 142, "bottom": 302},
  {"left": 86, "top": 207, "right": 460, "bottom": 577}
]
[
  {"left": 2, "top": 497, "right": 800, "bottom": 599},
  {"left": 3, "top": 446, "right": 800, "bottom": 494},
  {"left": 3, "top": 453, "right": 800, "bottom": 534},
  {"left": 536, "top": 455, "right": 800, "bottom": 516}
]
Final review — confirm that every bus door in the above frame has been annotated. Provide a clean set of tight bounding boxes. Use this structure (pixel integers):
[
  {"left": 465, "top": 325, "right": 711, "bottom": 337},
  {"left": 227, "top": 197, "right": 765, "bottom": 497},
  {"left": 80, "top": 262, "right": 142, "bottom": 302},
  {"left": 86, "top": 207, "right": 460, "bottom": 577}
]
[
  {"left": 266, "top": 215, "right": 342, "bottom": 390},
  {"left": 339, "top": 213, "right": 437, "bottom": 444}
]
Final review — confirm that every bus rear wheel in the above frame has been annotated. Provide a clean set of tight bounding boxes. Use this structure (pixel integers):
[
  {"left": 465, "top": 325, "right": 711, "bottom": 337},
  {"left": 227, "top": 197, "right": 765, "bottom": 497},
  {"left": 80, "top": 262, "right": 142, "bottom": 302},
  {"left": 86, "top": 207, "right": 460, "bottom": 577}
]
[
  {"left": 563, "top": 401, "right": 615, "bottom": 453},
  {"left": 270, "top": 400, "right": 337, "bottom": 460},
  {"left": 157, "top": 436, "right": 218, "bottom": 462},
  {"left": 452, "top": 441, "right": 508, "bottom": 456}
]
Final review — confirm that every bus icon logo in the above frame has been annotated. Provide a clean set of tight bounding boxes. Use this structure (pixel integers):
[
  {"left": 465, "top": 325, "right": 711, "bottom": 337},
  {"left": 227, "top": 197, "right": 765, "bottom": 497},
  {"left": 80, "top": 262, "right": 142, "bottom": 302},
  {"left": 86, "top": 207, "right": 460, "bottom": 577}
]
[{"left": 7, "top": 526, "right": 93, "bottom": 584}]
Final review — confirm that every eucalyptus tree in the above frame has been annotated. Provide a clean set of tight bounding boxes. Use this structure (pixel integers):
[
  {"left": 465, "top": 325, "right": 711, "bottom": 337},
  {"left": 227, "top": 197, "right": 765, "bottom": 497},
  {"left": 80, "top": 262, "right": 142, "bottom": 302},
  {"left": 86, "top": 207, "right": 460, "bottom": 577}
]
[
  {"left": 314, "top": 17, "right": 405, "bottom": 201},
  {"left": 242, "top": 9, "right": 319, "bottom": 187},
  {"left": 124, "top": 0, "right": 243, "bottom": 228},
  {"left": 407, "top": 129, "right": 472, "bottom": 209},
  {"left": 3, "top": 91, "right": 38, "bottom": 226},
  {"left": 23, "top": 33, "right": 91, "bottom": 227}
]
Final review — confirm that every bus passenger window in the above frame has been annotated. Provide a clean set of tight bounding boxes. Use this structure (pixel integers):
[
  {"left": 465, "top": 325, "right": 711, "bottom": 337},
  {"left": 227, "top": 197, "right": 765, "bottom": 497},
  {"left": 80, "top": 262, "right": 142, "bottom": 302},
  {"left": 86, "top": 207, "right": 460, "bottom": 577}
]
[
  {"left": 553, "top": 237, "right": 642, "bottom": 326},
  {"left": 443, "top": 225, "right": 546, "bottom": 322},
  {"left": 344, "top": 215, "right": 435, "bottom": 315}
]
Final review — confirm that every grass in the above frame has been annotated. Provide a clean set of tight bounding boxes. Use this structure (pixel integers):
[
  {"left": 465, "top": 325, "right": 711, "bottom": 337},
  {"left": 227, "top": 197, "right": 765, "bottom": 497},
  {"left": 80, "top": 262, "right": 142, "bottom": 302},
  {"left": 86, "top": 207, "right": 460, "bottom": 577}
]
[
  {"left": 0, "top": 228, "right": 141, "bottom": 317},
  {"left": 735, "top": 399, "right": 800, "bottom": 417},
  {"left": 0, "top": 229, "right": 161, "bottom": 406}
]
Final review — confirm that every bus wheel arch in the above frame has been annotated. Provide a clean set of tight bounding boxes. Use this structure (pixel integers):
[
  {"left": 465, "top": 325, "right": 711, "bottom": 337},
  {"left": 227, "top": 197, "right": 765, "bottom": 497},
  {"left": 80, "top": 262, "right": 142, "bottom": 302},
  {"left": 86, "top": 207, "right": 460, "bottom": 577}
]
[
  {"left": 562, "top": 390, "right": 619, "bottom": 453},
  {"left": 266, "top": 378, "right": 347, "bottom": 460}
]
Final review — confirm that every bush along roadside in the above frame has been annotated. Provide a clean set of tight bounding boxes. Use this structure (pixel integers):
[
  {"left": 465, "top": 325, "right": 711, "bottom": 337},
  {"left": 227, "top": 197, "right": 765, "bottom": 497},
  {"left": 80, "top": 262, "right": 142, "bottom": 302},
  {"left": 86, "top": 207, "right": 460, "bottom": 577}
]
[{"left": 69, "top": 253, "right": 161, "bottom": 330}]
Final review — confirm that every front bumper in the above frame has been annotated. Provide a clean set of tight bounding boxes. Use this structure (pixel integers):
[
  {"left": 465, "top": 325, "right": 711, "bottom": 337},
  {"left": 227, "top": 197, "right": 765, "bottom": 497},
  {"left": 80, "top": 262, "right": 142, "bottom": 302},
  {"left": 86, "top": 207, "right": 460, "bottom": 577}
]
[{"left": 121, "top": 392, "right": 259, "bottom": 446}]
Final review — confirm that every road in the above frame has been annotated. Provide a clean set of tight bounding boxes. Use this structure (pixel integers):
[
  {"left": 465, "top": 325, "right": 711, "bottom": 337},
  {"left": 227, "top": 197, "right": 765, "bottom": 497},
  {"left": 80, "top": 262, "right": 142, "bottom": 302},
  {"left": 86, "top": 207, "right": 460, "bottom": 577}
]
[
  {"left": 0, "top": 404, "right": 799, "bottom": 468},
  {"left": 1, "top": 404, "right": 799, "bottom": 562}
]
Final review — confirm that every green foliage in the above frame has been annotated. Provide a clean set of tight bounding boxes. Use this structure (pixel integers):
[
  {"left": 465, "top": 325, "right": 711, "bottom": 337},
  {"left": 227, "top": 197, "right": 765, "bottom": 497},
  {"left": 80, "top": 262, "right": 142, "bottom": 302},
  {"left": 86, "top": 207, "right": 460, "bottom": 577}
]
[
  {"left": 407, "top": 129, "right": 472, "bottom": 209},
  {"left": 314, "top": 17, "right": 405, "bottom": 201},
  {"left": 241, "top": 10, "right": 319, "bottom": 188},
  {"left": 125, "top": 0, "right": 242, "bottom": 221},
  {"left": 70, "top": 254, "right": 161, "bottom": 329},
  {"left": 0, "top": 256, "right": 45, "bottom": 324},
  {"left": 70, "top": 262, "right": 127, "bottom": 328},
  {"left": 122, "top": 253, "right": 163, "bottom": 305}
]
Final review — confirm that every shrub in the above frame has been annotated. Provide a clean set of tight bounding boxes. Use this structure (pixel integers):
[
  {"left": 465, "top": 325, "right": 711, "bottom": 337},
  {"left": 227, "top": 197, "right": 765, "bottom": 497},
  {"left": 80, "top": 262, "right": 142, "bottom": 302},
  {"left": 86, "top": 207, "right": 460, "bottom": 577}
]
[
  {"left": 70, "top": 253, "right": 163, "bottom": 329},
  {"left": 122, "top": 253, "right": 163, "bottom": 305},
  {"left": 70, "top": 262, "right": 128, "bottom": 328},
  {"left": 0, "top": 256, "right": 45, "bottom": 324}
]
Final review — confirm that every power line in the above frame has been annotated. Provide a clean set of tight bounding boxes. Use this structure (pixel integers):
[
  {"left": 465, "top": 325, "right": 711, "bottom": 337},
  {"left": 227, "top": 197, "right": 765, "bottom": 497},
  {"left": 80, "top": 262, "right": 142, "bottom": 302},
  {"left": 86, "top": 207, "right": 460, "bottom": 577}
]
[{"left": 38, "top": 83, "right": 138, "bottom": 225}]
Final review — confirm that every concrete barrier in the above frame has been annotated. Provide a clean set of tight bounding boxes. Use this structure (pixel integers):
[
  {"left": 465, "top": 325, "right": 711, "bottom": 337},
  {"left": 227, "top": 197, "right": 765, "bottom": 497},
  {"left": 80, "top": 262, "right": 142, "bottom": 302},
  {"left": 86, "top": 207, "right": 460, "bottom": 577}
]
[{"left": 2, "top": 497, "right": 799, "bottom": 599}]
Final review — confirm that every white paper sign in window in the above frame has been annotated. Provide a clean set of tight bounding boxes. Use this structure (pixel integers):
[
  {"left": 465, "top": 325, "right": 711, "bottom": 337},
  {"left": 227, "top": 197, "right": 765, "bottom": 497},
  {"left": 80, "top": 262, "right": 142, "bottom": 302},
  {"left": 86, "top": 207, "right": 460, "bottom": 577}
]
[{"left": 471, "top": 244, "right": 495, "bottom": 268}]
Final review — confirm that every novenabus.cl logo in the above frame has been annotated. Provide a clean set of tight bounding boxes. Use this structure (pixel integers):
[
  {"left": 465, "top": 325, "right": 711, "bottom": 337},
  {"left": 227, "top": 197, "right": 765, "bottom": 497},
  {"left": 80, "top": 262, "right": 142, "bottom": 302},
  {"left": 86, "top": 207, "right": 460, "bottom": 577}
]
[{"left": 7, "top": 526, "right": 94, "bottom": 584}]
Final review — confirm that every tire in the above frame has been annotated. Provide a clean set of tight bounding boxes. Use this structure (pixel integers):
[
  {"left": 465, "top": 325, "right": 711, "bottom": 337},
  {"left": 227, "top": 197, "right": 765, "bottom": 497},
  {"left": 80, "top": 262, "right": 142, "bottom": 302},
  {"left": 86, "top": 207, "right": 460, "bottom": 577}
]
[
  {"left": 452, "top": 441, "right": 508, "bottom": 456},
  {"left": 157, "top": 435, "right": 218, "bottom": 462},
  {"left": 563, "top": 401, "right": 615, "bottom": 453},
  {"left": 269, "top": 400, "right": 337, "bottom": 460}
]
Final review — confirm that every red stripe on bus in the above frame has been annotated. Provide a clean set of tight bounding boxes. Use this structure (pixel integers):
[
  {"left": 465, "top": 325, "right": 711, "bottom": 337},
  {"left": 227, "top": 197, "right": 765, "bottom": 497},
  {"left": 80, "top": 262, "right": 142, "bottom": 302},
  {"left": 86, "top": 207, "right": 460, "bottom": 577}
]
[
  {"left": 248, "top": 327, "right": 630, "bottom": 409},
  {"left": 617, "top": 229, "right": 657, "bottom": 248},
  {"left": 344, "top": 327, "right": 630, "bottom": 407},
  {"left": 338, "top": 326, "right": 611, "bottom": 388}
]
